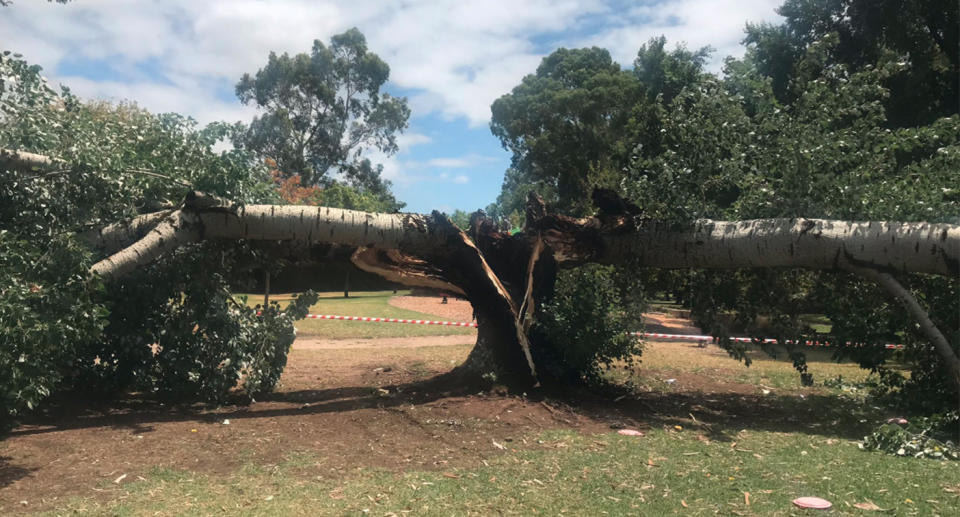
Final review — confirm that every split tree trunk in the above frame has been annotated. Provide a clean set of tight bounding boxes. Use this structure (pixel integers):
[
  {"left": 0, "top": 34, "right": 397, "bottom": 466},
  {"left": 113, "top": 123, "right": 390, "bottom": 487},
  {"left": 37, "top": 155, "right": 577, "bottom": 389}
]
[{"left": 83, "top": 198, "right": 958, "bottom": 387}]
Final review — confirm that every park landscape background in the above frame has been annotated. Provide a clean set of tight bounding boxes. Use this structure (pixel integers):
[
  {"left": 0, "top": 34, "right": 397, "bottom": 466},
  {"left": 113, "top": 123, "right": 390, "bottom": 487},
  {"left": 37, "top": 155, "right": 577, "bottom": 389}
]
[{"left": 1, "top": 0, "right": 959, "bottom": 514}]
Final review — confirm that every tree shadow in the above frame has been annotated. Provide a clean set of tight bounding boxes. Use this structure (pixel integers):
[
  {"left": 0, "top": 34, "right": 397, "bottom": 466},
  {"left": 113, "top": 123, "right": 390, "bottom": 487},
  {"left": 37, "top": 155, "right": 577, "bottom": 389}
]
[
  {"left": 559, "top": 388, "right": 881, "bottom": 442},
  {"left": 5, "top": 370, "right": 881, "bottom": 444},
  {"left": 0, "top": 455, "right": 35, "bottom": 489},
  {"left": 4, "top": 373, "right": 469, "bottom": 439}
]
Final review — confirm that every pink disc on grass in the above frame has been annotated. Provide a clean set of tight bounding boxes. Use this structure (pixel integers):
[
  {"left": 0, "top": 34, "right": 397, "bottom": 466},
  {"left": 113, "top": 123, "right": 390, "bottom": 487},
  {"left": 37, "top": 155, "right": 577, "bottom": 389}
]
[
  {"left": 792, "top": 497, "right": 832, "bottom": 509},
  {"left": 617, "top": 429, "right": 644, "bottom": 436}
]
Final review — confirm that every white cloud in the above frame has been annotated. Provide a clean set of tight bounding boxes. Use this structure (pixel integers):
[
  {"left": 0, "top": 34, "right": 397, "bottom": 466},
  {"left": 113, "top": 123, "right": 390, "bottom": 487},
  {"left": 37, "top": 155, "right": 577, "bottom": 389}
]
[
  {"left": 427, "top": 157, "right": 469, "bottom": 168},
  {"left": 452, "top": 174, "right": 469, "bottom": 184},
  {"left": 396, "top": 132, "right": 433, "bottom": 152},
  {"left": 584, "top": 0, "right": 783, "bottom": 72},
  {"left": 1, "top": 0, "right": 783, "bottom": 127}
]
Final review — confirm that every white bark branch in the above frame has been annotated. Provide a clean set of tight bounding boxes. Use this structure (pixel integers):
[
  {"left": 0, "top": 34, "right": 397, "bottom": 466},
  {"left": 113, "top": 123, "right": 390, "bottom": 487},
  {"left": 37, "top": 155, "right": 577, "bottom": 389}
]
[
  {"left": 0, "top": 148, "right": 59, "bottom": 172},
  {"left": 844, "top": 264, "right": 960, "bottom": 389},
  {"left": 199, "top": 205, "right": 439, "bottom": 252},
  {"left": 90, "top": 211, "right": 201, "bottom": 280},
  {"left": 80, "top": 210, "right": 175, "bottom": 255},
  {"left": 576, "top": 218, "right": 958, "bottom": 277}
]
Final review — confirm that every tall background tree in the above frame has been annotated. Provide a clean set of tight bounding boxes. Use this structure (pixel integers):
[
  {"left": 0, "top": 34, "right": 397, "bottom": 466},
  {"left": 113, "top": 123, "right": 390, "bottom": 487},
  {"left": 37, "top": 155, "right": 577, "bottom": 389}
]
[{"left": 236, "top": 28, "right": 409, "bottom": 212}]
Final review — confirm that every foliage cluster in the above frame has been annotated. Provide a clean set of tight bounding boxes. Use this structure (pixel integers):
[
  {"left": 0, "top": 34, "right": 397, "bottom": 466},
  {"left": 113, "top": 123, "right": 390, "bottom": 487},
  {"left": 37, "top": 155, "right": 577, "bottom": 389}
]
[
  {"left": 491, "top": 0, "right": 959, "bottom": 403},
  {"left": 532, "top": 265, "right": 645, "bottom": 385},
  {"left": 0, "top": 51, "right": 315, "bottom": 427},
  {"left": 861, "top": 412, "right": 960, "bottom": 461}
]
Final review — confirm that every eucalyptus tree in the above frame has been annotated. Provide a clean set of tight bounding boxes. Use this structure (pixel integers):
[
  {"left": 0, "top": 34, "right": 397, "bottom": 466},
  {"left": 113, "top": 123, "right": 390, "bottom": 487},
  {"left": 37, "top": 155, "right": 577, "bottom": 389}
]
[{"left": 236, "top": 28, "right": 409, "bottom": 211}]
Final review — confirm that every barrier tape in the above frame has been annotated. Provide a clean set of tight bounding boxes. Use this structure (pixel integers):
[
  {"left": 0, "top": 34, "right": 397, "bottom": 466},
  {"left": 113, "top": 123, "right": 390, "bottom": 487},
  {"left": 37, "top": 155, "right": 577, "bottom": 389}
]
[
  {"left": 305, "top": 313, "right": 478, "bottom": 327},
  {"left": 635, "top": 331, "right": 903, "bottom": 350},
  {"left": 302, "top": 313, "right": 903, "bottom": 349}
]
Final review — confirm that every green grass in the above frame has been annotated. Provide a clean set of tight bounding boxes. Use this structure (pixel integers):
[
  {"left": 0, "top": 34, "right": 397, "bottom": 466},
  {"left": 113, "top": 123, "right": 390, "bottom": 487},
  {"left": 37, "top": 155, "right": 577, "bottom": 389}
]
[
  {"left": 608, "top": 341, "right": 876, "bottom": 391},
  {"left": 42, "top": 427, "right": 959, "bottom": 516},
  {"left": 238, "top": 290, "right": 475, "bottom": 339}
]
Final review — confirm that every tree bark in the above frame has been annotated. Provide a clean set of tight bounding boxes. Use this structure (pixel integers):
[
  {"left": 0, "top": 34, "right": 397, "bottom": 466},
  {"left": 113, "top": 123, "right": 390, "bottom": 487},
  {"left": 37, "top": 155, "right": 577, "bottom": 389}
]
[
  {"left": 844, "top": 264, "right": 960, "bottom": 392},
  {"left": 0, "top": 148, "right": 58, "bottom": 172},
  {"left": 535, "top": 215, "right": 958, "bottom": 277},
  {"left": 91, "top": 210, "right": 201, "bottom": 280},
  {"left": 80, "top": 210, "right": 174, "bottom": 255}
]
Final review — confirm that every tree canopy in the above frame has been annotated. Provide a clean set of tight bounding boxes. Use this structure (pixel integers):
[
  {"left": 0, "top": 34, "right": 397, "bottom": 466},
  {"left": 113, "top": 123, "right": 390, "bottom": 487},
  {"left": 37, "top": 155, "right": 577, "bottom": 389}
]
[
  {"left": 236, "top": 28, "right": 409, "bottom": 211},
  {"left": 488, "top": 1, "right": 959, "bottom": 409}
]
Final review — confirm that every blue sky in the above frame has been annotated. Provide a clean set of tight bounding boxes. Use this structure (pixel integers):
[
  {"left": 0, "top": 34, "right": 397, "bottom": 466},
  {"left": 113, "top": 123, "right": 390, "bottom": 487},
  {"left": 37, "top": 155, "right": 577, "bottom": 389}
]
[{"left": 1, "top": 0, "right": 782, "bottom": 213}]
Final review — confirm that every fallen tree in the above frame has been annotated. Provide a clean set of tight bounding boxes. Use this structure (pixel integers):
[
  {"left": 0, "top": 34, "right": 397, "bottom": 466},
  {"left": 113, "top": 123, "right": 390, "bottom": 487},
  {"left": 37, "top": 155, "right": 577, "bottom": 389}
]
[
  {"left": 8, "top": 144, "right": 934, "bottom": 390},
  {"left": 7, "top": 147, "right": 958, "bottom": 389}
]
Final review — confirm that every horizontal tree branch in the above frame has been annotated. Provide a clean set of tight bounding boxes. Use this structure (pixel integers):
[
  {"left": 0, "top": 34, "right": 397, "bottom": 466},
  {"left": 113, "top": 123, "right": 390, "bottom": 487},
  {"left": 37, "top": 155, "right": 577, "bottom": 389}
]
[
  {"left": 0, "top": 148, "right": 59, "bottom": 172},
  {"left": 90, "top": 210, "right": 201, "bottom": 280},
  {"left": 80, "top": 210, "right": 175, "bottom": 255},
  {"left": 537, "top": 216, "right": 959, "bottom": 277}
]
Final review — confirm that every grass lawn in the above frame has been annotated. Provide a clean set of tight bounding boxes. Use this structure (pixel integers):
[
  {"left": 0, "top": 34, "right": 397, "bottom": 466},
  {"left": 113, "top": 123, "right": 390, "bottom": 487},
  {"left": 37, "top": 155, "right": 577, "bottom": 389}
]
[
  {"left": 612, "top": 340, "right": 876, "bottom": 391},
  {"left": 237, "top": 290, "right": 475, "bottom": 339},
  {"left": 43, "top": 425, "right": 958, "bottom": 516}
]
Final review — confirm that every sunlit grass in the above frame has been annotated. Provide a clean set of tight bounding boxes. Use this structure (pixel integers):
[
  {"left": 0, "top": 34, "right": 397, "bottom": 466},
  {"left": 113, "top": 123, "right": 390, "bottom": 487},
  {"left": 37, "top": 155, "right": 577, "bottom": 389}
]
[
  {"left": 237, "top": 290, "right": 476, "bottom": 339},
  {"left": 608, "top": 340, "right": 875, "bottom": 391}
]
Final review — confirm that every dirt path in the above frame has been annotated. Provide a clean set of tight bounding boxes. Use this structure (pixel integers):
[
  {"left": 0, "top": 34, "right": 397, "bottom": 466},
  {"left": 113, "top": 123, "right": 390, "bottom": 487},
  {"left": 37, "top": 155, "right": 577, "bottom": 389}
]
[
  {"left": 388, "top": 295, "right": 475, "bottom": 322},
  {"left": 385, "top": 294, "right": 702, "bottom": 336},
  {"left": 643, "top": 311, "right": 703, "bottom": 334}
]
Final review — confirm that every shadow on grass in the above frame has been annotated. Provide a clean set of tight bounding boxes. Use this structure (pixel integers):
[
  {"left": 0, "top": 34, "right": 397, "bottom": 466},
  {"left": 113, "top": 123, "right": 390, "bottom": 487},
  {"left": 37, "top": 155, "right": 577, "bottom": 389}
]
[
  {"left": 5, "top": 369, "right": 880, "bottom": 445},
  {"left": 0, "top": 455, "right": 35, "bottom": 489}
]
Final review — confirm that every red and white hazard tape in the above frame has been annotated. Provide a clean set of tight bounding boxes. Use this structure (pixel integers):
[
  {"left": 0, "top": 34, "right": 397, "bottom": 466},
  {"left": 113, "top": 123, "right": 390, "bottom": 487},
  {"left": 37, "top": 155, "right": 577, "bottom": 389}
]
[
  {"left": 305, "top": 314, "right": 478, "bottom": 327},
  {"left": 637, "top": 331, "right": 903, "bottom": 349},
  {"left": 302, "top": 314, "right": 903, "bottom": 349}
]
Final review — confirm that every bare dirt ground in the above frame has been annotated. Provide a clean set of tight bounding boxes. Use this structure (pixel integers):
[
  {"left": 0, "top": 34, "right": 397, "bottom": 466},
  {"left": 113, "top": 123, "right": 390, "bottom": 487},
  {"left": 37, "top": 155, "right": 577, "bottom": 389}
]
[
  {"left": 642, "top": 310, "right": 703, "bottom": 335},
  {"left": 2, "top": 303, "right": 835, "bottom": 514},
  {"left": 387, "top": 295, "right": 475, "bottom": 322}
]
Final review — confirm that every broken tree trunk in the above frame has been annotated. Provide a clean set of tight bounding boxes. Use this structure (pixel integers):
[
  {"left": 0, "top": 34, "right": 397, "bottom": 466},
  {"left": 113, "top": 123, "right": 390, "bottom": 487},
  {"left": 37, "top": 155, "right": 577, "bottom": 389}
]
[{"left": 82, "top": 195, "right": 959, "bottom": 387}]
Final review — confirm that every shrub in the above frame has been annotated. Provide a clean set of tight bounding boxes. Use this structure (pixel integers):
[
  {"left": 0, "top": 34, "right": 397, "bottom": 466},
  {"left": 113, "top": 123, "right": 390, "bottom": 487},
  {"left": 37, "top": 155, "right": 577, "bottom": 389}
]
[{"left": 533, "top": 264, "right": 643, "bottom": 385}]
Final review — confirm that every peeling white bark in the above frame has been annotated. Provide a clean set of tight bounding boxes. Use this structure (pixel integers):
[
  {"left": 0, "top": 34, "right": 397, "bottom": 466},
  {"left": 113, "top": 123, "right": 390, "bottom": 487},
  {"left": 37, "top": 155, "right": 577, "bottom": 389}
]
[
  {"left": 80, "top": 210, "right": 174, "bottom": 255},
  {"left": 588, "top": 218, "right": 958, "bottom": 277}
]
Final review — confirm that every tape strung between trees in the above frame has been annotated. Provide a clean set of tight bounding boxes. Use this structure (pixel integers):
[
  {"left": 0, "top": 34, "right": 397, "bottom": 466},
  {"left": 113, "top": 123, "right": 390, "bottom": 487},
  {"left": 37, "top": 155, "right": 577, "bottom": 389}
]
[{"left": 6, "top": 149, "right": 959, "bottom": 388}]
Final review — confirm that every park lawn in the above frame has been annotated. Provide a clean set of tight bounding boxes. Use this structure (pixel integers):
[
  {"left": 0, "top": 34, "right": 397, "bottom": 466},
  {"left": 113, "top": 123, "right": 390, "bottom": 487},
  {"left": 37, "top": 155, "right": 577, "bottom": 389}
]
[
  {"left": 237, "top": 290, "right": 475, "bottom": 339},
  {"left": 613, "top": 340, "right": 877, "bottom": 391},
  {"left": 43, "top": 425, "right": 959, "bottom": 516}
]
